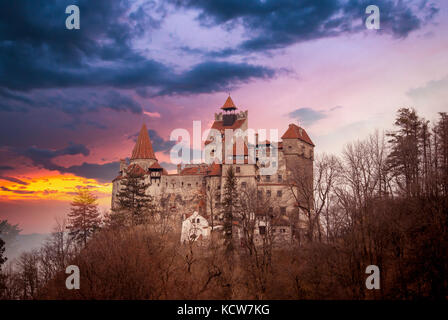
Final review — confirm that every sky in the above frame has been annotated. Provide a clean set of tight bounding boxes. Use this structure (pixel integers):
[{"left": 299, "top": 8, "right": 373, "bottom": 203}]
[{"left": 0, "top": 0, "right": 447, "bottom": 234}]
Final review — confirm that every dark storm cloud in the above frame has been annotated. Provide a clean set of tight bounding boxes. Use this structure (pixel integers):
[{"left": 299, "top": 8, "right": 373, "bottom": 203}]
[
  {"left": 18, "top": 143, "right": 90, "bottom": 171},
  {"left": 0, "top": 166, "right": 14, "bottom": 172},
  {"left": 156, "top": 61, "right": 275, "bottom": 96},
  {"left": 0, "top": 89, "right": 144, "bottom": 114},
  {"left": 173, "top": 0, "right": 439, "bottom": 56},
  {"left": 0, "top": 0, "right": 276, "bottom": 106},
  {"left": 62, "top": 161, "right": 120, "bottom": 182},
  {"left": 12, "top": 143, "right": 119, "bottom": 182}
]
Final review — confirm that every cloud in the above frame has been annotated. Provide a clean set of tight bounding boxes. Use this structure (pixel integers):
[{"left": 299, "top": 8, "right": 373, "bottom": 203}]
[
  {"left": 61, "top": 161, "right": 120, "bottom": 182},
  {"left": 0, "top": 186, "right": 35, "bottom": 194},
  {"left": 407, "top": 75, "right": 448, "bottom": 115},
  {"left": 0, "top": 166, "right": 14, "bottom": 172},
  {"left": 129, "top": 129, "right": 176, "bottom": 154},
  {"left": 289, "top": 108, "right": 327, "bottom": 126},
  {"left": 0, "top": 87, "right": 145, "bottom": 115},
  {"left": 0, "top": 0, "right": 277, "bottom": 110},
  {"left": 173, "top": 0, "right": 439, "bottom": 56},
  {"left": 160, "top": 162, "right": 177, "bottom": 171},
  {"left": 11, "top": 143, "right": 119, "bottom": 182},
  {"left": 289, "top": 106, "right": 344, "bottom": 126},
  {"left": 0, "top": 176, "right": 29, "bottom": 185},
  {"left": 155, "top": 61, "right": 276, "bottom": 96},
  {"left": 18, "top": 143, "right": 90, "bottom": 171},
  {"left": 143, "top": 111, "right": 161, "bottom": 118}
]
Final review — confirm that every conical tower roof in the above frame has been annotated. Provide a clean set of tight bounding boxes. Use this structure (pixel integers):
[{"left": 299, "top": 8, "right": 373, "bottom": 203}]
[
  {"left": 131, "top": 124, "right": 157, "bottom": 160},
  {"left": 221, "top": 96, "right": 237, "bottom": 111}
]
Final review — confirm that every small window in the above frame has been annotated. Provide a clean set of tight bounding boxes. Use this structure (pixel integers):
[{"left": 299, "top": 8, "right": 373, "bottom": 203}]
[
  {"left": 241, "top": 182, "right": 247, "bottom": 188},
  {"left": 277, "top": 190, "right": 282, "bottom": 197},
  {"left": 182, "top": 182, "right": 184, "bottom": 186},
  {"left": 266, "top": 190, "right": 271, "bottom": 197},
  {"left": 278, "top": 174, "right": 282, "bottom": 182},
  {"left": 265, "top": 175, "right": 271, "bottom": 182},
  {"left": 257, "top": 190, "right": 262, "bottom": 199},
  {"left": 236, "top": 166, "right": 241, "bottom": 173},
  {"left": 197, "top": 218, "right": 200, "bottom": 223},
  {"left": 280, "top": 207, "right": 286, "bottom": 214},
  {"left": 268, "top": 207, "right": 273, "bottom": 214},
  {"left": 188, "top": 183, "right": 191, "bottom": 187},
  {"left": 259, "top": 226, "right": 266, "bottom": 235}
]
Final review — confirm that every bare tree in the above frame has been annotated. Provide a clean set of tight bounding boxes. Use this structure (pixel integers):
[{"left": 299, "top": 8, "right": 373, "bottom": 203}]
[{"left": 40, "top": 218, "right": 76, "bottom": 284}]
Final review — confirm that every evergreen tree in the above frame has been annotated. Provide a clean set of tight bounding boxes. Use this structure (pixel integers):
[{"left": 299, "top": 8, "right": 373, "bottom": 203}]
[
  {"left": 115, "top": 171, "right": 155, "bottom": 226},
  {"left": 387, "top": 108, "right": 423, "bottom": 196},
  {"left": 434, "top": 112, "right": 448, "bottom": 196},
  {"left": 0, "top": 237, "right": 5, "bottom": 295},
  {"left": 0, "top": 237, "right": 6, "bottom": 270},
  {"left": 0, "top": 220, "right": 21, "bottom": 255},
  {"left": 67, "top": 188, "right": 101, "bottom": 247},
  {"left": 222, "top": 167, "right": 239, "bottom": 254}
]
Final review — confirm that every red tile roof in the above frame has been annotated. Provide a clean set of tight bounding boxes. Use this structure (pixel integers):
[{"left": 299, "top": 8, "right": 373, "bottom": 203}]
[
  {"left": 281, "top": 124, "right": 314, "bottom": 146},
  {"left": 131, "top": 124, "right": 157, "bottom": 160},
  {"left": 180, "top": 166, "right": 208, "bottom": 176},
  {"left": 149, "top": 162, "right": 162, "bottom": 170},
  {"left": 221, "top": 96, "right": 237, "bottom": 110},
  {"left": 207, "top": 162, "right": 221, "bottom": 176},
  {"left": 127, "top": 163, "right": 147, "bottom": 177}
]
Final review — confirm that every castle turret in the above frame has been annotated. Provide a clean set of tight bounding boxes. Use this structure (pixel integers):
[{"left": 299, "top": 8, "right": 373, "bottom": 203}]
[
  {"left": 221, "top": 95, "right": 237, "bottom": 126},
  {"left": 130, "top": 124, "right": 157, "bottom": 170}
]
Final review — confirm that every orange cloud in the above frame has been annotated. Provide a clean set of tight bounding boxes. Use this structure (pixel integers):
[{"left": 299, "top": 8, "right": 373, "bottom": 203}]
[{"left": 0, "top": 173, "right": 112, "bottom": 205}]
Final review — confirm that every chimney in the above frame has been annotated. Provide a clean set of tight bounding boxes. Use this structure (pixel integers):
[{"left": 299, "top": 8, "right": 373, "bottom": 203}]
[{"left": 177, "top": 163, "right": 182, "bottom": 174}]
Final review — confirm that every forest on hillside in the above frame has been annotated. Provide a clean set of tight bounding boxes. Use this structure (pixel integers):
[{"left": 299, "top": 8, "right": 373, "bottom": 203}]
[{"left": 0, "top": 108, "right": 447, "bottom": 300}]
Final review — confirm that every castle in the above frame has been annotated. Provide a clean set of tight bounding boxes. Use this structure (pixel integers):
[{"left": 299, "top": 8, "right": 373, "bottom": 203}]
[{"left": 112, "top": 96, "right": 314, "bottom": 242}]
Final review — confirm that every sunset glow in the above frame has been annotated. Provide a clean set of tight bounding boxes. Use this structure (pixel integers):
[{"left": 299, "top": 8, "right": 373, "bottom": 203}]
[{"left": 1, "top": 0, "right": 447, "bottom": 234}]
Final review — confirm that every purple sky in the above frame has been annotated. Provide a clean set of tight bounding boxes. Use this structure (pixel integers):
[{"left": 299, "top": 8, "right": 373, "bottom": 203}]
[{"left": 0, "top": 0, "right": 447, "bottom": 233}]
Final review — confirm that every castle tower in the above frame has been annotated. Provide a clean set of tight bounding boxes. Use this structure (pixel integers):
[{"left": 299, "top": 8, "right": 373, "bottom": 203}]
[
  {"left": 281, "top": 123, "right": 314, "bottom": 205},
  {"left": 129, "top": 124, "right": 157, "bottom": 170},
  {"left": 221, "top": 95, "right": 237, "bottom": 126}
]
